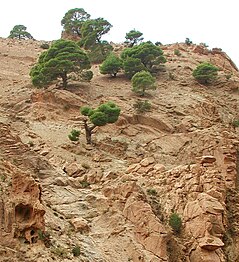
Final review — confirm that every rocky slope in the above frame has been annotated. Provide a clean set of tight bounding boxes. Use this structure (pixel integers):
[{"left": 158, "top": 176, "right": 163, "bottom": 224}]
[{"left": 0, "top": 37, "right": 239, "bottom": 261}]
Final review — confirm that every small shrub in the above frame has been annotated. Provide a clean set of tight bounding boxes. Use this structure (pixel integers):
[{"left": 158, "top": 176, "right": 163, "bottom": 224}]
[
  {"left": 80, "top": 70, "right": 93, "bottom": 82},
  {"left": 63, "top": 104, "right": 70, "bottom": 111},
  {"left": 72, "top": 245, "right": 81, "bottom": 257},
  {"left": 131, "top": 70, "right": 156, "bottom": 96},
  {"left": 28, "top": 141, "right": 34, "bottom": 147},
  {"left": 168, "top": 72, "right": 176, "bottom": 80},
  {"left": 40, "top": 43, "right": 50, "bottom": 49},
  {"left": 38, "top": 230, "right": 51, "bottom": 247},
  {"left": 80, "top": 181, "right": 90, "bottom": 188},
  {"left": 133, "top": 100, "right": 151, "bottom": 113},
  {"left": 51, "top": 246, "right": 68, "bottom": 258},
  {"left": 192, "top": 62, "right": 218, "bottom": 84},
  {"left": 174, "top": 49, "right": 181, "bottom": 56},
  {"left": 147, "top": 188, "right": 157, "bottom": 196},
  {"left": 232, "top": 120, "right": 239, "bottom": 127},
  {"left": 68, "top": 129, "right": 80, "bottom": 141},
  {"left": 225, "top": 73, "right": 232, "bottom": 80},
  {"left": 169, "top": 213, "right": 182, "bottom": 234},
  {"left": 0, "top": 174, "right": 6, "bottom": 182}
]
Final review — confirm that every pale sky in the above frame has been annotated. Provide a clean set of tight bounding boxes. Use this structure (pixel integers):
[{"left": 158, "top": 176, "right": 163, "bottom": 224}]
[{"left": 0, "top": 0, "right": 238, "bottom": 66}]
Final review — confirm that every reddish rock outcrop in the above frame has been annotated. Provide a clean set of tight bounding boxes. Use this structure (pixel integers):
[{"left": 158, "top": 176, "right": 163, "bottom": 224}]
[{"left": 0, "top": 160, "right": 45, "bottom": 246}]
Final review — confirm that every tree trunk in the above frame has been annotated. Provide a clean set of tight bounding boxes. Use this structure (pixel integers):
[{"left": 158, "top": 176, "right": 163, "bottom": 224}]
[
  {"left": 61, "top": 72, "right": 68, "bottom": 89},
  {"left": 83, "top": 120, "right": 96, "bottom": 144}
]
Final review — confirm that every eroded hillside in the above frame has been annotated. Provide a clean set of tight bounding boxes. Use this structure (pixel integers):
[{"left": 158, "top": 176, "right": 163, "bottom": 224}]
[{"left": 0, "top": 37, "right": 239, "bottom": 262}]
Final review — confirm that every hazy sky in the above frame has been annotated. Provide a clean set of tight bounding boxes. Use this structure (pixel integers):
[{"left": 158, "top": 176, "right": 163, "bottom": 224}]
[{"left": 0, "top": 0, "right": 238, "bottom": 66}]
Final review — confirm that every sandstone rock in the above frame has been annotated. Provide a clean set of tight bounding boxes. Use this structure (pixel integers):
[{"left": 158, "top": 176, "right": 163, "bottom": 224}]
[
  {"left": 70, "top": 217, "right": 90, "bottom": 233},
  {"left": 123, "top": 197, "right": 168, "bottom": 260},
  {"left": 140, "top": 157, "right": 155, "bottom": 167},
  {"left": 63, "top": 162, "right": 85, "bottom": 177},
  {"left": 53, "top": 177, "right": 68, "bottom": 186},
  {"left": 154, "top": 164, "right": 166, "bottom": 173},
  {"left": 190, "top": 247, "right": 222, "bottom": 262},
  {"left": 199, "top": 236, "right": 224, "bottom": 251},
  {"left": 198, "top": 193, "right": 224, "bottom": 214},
  {"left": 0, "top": 160, "right": 45, "bottom": 245}
]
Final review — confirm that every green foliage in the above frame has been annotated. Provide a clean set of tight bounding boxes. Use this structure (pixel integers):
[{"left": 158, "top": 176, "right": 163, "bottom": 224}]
[
  {"left": 232, "top": 120, "right": 239, "bottom": 127},
  {"left": 200, "top": 43, "right": 209, "bottom": 48},
  {"left": 40, "top": 43, "right": 50, "bottom": 49},
  {"left": 169, "top": 213, "right": 182, "bottom": 234},
  {"left": 80, "top": 18, "right": 112, "bottom": 49},
  {"left": 100, "top": 53, "right": 123, "bottom": 77},
  {"left": 68, "top": 129, "right": 80, "bottom": 141},
  {"left": 192, "top": 62, "right": 218, "bottom": 84},
  {"left": 38, "top": 230, "right": 51, "bottom": 247},
  {"left": 51, "top": 246, "right": 68, "bottom": 258},
  {"left": 185, "top": 37, "right": 193, "bottom": 45},
  {"left": 131, "top": 70, "right": 156, "bottom": 96},
  {"left": 92, "top": 102, "right": 120, "bottom": 125},
  {"left": 121, "top": 42, "right": 166, "bottom": 74},
  {"left": 155, "top": 41, "right": 162, "bottom": 46},
  {"left": 72, "top": 245, "right": 81, "bottom": 257},
  {"left": 87, "top": 40, "right": 113, "bottom": 63},
  {"left": 80, "top": 181, "right": 90, "bottom": 188},
  {"left": 123, "top": 57, "right": 146, "bottom": 79},
  {"left": 80, "top": 101, "right": 121, "bottom": 144},
  {"left": 30, "top": 39, "right": 91, "bottom": 88},
  {"left": 225, "top": 73, "right": 232, "bottom": 80},
  {"left": 80, "top": 70, "right": 93, "bottom": 81},
  {"left": 80, "top": 106, "right": 94, "bottom": 116},
  {"left": 147, "top": 188, "right": 157, "bottom": 196},
  {"left": 8, "top": 25, "right": 34, "bottom": 40},
  {"left": 61, "top": 8, "right": 90, "bottom": 37},
  {"left": 133, "top": 100, "right": 151, "bottom": 113},
  {"left": 174, "top": 49, "right": 181, "bottom": 56},
  {"left": 124, "top": 29, "right": 144, "bottom": 47}
]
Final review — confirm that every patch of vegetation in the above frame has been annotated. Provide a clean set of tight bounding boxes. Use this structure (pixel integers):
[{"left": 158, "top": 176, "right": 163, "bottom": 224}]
[
  {"left": 124, "top": 29, "right": 144, "bottom": 47},
  {"left": 68, "top": 129, "right": 81, "bottom": 141},
  {"left": 80, "top": 70, "right": 93, "bottom": 82},
  {"left": 169, "top": 213, "right": 182, "bottom": 234},
  {"left": 51, "top": 246, "right": 68, "bottom": 258},
  {"left": 8, "top": 25, "right": 34, "bottom": 40},
  {"left": 232, "top": 120, "right": 239, "bottom": 127},
  {"left": 80, "top": 181, "right": 90, "bottom": 188},
  {"left": 38, "top": 230, "right": 51, "bottom": 247},
  {"left": 0, "top": 174, "right": 6, "bottom": 182},
  {"left": 40, "top": 43, "right": 49, "bottom": 49},
  {"left": 147, "top": 188, "right": 157, "bottom": 196},
  {"left": 192, "top": 62, "right": 218, "bottom": 84},
  {"left": 121, "top": 41, "right": 166, "bottom": 76},
  {"left": 80, "top": 101, "right": 120, "bottom": 144},
  {"left": 131, "top": 70, "right": 156, "bottom": 96},
  {"left": 100, "top": 53, "right": 123, "bottom": 77},
  {"left": 185, "top": 37, "right": 193, "bottom": 45},
  {"left": 61, "top": 8, "right": 90, "bottom": 38},
  {"left": 30, "top": 39, "right": 91, "bottom": 88},
  {"left": 174, "top": 49, "right": 181, "bottom": 56},
  {"left": 123, "top": 57, "right": 146, "bottom": 79},
  {"left": 72, "top": 245, "right": 81, "bottom": 257},
  {"left": 225, "top": 73, "right": 232, "bottom": 80},
  {"left": 133, "top": 100, "right": 151, "bottom": 113},
  {"left": 28, "top": 141, "right": 34, "bottom": 147}
]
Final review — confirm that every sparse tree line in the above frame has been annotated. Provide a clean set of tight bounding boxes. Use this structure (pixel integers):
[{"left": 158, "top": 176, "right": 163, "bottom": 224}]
[{"left": 7, "top": 8, "right": 220, "bottom": 144}]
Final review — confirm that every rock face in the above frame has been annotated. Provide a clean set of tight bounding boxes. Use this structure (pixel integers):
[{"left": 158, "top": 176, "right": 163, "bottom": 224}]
[
  {"left": 0, "top": 160, "right": 45, "bottom": 246},
  {"left": 0, "top": 38, "right": 239, "bottom": 262}
]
